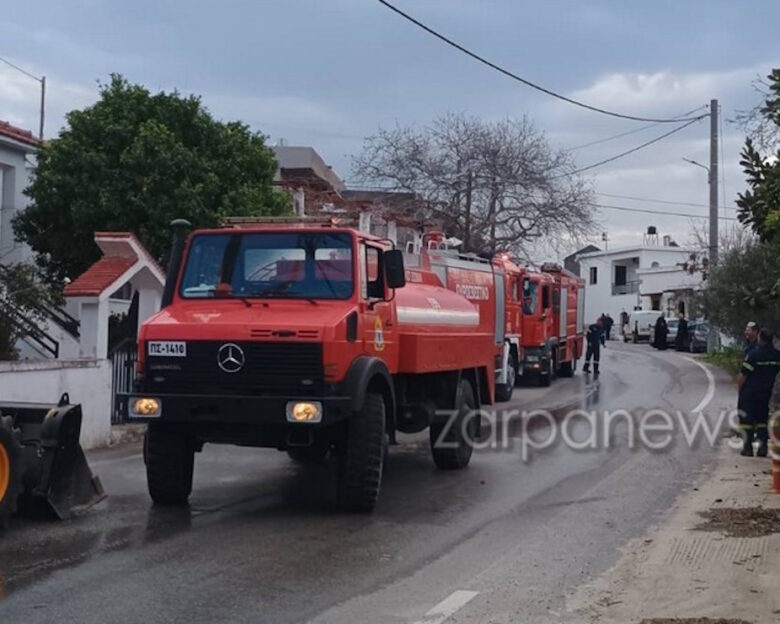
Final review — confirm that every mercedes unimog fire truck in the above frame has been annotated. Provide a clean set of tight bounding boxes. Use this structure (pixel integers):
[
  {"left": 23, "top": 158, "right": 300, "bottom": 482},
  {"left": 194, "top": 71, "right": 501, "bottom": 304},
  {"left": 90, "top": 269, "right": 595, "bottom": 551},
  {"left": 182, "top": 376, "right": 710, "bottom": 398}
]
[{"left": 126, "top": 218, "right": 511, "bottom": 512}]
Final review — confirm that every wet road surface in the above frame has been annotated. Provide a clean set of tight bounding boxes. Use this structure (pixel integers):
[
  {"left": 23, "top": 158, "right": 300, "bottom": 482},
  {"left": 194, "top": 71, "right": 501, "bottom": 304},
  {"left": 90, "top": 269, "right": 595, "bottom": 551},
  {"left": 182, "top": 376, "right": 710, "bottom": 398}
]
[{"left": 0, "top": 343, "right": 734, "bottom": 623}]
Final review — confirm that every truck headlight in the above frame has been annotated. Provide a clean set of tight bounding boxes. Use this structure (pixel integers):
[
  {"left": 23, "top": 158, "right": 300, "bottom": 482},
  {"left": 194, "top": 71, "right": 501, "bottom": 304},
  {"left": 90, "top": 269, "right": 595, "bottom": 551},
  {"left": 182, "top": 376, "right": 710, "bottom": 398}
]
[
  {"left": 286, "top": 401, "right": 323, "bottom": 423},
  {"left": 131, "top": 397, "right": 162, "bottom": 417}
]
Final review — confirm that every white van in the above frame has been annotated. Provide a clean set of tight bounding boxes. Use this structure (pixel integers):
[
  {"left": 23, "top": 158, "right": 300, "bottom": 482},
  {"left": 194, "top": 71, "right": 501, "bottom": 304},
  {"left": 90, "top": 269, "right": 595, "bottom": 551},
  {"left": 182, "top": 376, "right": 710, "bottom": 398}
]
[{"left": 622, "top": 310, "right": 663, "bottom": 343}]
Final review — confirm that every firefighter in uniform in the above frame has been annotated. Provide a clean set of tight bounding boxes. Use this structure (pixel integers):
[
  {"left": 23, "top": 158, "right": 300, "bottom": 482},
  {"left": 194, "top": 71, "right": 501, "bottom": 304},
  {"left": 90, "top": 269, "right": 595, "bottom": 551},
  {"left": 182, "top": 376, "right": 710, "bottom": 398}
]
[
  {"left": 737, "top": 328, "right": 780, "bottom": 457},
  {"left": 737, "top": 321, "right": 760, "bottom": 441},
  {"left": 744, "top": 321, "right": 759, "bottom": 357},
  {"left": 582, "top": 317, "right": 606, "bottom": 377}
]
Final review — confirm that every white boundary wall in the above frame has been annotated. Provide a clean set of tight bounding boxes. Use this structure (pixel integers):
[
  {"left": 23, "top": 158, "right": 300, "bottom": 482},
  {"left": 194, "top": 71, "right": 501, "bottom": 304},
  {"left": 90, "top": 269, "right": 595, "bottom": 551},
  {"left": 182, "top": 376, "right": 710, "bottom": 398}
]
[{"left": 0, "top": 359, "right": 112, "bottom": 449}]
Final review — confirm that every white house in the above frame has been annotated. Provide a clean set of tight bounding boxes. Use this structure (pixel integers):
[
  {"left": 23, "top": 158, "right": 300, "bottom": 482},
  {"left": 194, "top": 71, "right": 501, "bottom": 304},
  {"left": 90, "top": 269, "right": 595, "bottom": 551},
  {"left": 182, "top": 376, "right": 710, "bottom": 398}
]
[
  {"left": 577, "top": 233, "right": 705, "bottom": 326},
  {"left": 0, "top": 120, "right": 37, "bottom": 265}
]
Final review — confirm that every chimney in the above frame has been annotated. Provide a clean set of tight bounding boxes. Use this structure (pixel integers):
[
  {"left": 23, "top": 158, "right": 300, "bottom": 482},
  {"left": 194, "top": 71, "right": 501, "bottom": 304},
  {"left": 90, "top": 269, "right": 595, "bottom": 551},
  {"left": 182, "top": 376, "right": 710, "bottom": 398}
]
[{"left": 663, "top": 235, "right": 671, "bottom": 247}]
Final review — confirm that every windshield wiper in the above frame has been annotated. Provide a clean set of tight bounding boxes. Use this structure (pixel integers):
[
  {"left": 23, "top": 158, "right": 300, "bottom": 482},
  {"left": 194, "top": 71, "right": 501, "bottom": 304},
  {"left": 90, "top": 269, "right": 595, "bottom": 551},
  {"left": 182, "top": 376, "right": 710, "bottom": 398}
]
[{"left": 213, "top": 288, "right": 253, "bottom": 308}]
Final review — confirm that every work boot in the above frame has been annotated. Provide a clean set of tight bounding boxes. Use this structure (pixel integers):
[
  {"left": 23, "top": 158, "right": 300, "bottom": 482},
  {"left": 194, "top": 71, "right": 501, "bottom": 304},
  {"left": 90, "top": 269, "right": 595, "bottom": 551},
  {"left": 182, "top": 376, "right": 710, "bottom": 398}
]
[
  {"left": 593, "top": 363, "right": 600, "bottom": 378},
  {"left": 582, "top": 363, "right": 590, "bottom": 374},
  {"left": 741, "top": 432, "right": 754, "bottom": 457},
  {"left": 757, "top": 431, "right": 769, "bottom": 457}
]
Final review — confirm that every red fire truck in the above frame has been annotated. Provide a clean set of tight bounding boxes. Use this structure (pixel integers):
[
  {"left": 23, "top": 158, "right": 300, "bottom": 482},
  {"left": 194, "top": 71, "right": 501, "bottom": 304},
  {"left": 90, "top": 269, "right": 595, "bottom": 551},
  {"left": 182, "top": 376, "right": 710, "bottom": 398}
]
[
  {"left": 126, "top": 218, "right": 508, "bottom": 512},
  {"left": 517, "top": 263, "right": 585, "bottom": 385}
]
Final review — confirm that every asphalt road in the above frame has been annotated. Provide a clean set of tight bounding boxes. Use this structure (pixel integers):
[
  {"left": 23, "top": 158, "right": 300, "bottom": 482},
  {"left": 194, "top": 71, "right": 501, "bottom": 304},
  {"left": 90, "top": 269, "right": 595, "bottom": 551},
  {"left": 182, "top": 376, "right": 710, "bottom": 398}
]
[{"left": 0, "top": 342, "right": 735, "bottom": 623}]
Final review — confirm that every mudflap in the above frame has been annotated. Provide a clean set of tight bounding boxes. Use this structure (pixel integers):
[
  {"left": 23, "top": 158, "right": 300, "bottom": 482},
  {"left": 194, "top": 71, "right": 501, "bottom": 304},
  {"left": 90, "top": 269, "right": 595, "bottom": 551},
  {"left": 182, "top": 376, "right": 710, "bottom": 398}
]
[{"left": 26, "top": 400, "right": 106, "bottom": 519}]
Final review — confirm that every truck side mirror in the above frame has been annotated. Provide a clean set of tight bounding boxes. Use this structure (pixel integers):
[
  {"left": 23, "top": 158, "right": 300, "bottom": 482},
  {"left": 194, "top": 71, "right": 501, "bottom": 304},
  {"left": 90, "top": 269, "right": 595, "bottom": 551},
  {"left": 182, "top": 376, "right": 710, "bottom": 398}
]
[
  {"left": 384, "top": 249, "right": 406, "bottom": 289},
  {"left": 161, "top": 218, "right": 191, "bottom": 309}
]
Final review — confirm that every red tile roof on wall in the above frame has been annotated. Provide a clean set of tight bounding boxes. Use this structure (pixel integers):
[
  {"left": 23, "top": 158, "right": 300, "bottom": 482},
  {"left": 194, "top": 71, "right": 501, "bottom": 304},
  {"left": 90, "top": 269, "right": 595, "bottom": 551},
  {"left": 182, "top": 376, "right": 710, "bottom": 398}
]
[
  {"left": 63, "top": 257, "right": 136, "bottom": 297},
  {"left": 0, "top": 120, "right": 39, "bottom": 147}
]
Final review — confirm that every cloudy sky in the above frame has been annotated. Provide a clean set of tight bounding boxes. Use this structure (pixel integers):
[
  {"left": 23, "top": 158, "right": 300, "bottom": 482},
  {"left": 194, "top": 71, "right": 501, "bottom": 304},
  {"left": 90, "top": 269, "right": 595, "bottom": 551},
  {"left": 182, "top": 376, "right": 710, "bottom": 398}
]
[{"left": 2, "top": 0, "right": 778, "bottom": 254}]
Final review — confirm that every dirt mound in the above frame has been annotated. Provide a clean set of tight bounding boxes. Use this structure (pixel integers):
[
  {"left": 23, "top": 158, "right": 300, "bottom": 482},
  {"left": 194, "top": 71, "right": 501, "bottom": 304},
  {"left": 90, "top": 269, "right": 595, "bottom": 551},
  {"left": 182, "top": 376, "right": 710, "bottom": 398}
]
[{"left": 695, "top": 506, "right": 780, "bottom": 538}]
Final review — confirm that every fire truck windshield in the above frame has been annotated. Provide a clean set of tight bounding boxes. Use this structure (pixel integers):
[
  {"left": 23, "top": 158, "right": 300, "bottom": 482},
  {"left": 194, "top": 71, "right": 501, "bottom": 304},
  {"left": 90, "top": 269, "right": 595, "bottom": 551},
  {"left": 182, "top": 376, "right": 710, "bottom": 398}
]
[
  {"left": 180, "top": 232, "right": 354, "bottom": 300},
  {"left": 522, "top": 279, "right": 538, "bottom": 315}
]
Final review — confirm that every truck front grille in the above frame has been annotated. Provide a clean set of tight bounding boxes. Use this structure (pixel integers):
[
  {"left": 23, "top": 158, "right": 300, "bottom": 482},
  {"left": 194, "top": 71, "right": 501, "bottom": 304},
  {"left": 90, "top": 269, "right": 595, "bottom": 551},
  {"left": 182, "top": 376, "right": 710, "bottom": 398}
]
[{"left": 144, "top": 341, "right": 324, "bottom": 396}]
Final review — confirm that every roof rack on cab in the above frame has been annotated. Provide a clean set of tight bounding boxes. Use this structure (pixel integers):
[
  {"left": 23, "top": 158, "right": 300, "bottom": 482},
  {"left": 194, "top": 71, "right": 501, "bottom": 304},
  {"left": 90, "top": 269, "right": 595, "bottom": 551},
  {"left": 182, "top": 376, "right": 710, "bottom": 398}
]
[{"left": 221, "top": 216, "right": 356, "bottom": 229}]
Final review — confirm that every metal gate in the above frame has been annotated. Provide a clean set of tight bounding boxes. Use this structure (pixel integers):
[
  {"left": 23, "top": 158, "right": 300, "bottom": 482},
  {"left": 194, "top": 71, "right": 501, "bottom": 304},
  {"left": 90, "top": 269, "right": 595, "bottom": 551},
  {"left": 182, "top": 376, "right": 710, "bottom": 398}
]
[{"left": 110, "top": 339, "right": 137, "bottom": 424}]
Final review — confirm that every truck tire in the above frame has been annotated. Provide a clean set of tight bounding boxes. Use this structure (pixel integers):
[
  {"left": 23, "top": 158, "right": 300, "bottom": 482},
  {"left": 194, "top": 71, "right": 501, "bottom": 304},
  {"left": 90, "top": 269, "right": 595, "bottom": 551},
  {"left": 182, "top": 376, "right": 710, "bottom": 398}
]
[
  {"left": 430, "top": 380, "right": 477, "bottom": 470},
  {"left": 337, "top": 392, "right": 386, "bottom": 512},
  {"left": 495, "top": 353, "right": 516, "bottom": 402},
  {"left": 539, "top": 357, "right": 552, "bottom": 387},
  {"left": 558, "top": 359, "right": 575, "bottom": 378},
  {"left": 287, "top": 440, "right": 329, "bottom": 465},
  {"left": 0, "top": 416, "right": 23, "bottom": 528},
  {"left": 144, "top": 425, "right": 195, "bottom": 505}
]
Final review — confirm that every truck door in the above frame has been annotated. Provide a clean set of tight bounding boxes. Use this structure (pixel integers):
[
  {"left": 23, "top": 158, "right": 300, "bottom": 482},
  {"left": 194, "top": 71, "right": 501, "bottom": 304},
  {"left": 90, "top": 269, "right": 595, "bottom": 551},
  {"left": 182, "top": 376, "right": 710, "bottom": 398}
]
[
  {"left": 541, "top": 283, "right": 552, "bottom": 341},
  {"left": 360, "top": 242, "right": 397, "bottom": 369},
  {"left": 494, "top": 271, "right": 506, "bottom": 345},
  {"left": 559, "top": 287, "right": 568, "bottom": 339}
]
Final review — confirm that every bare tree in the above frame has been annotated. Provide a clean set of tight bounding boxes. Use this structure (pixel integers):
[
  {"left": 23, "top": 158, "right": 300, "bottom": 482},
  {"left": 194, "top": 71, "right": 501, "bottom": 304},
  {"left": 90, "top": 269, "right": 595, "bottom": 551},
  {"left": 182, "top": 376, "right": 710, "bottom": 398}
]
[
  {"left": 687, "top": 219, "right": 755, "bottom": 256},
  {"left": 732, "top": 74, "right": 780, "bottom": 151},
  {"left": 352, "top": 113, "right": 596, "bottom": 254}
]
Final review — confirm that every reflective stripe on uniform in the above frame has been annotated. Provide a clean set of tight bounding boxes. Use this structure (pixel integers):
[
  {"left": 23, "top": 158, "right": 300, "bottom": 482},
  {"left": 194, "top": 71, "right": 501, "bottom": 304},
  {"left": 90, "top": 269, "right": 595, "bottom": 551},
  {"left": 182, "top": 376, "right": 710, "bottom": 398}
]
[
  {"left": 756, "top": 361, "right": 780, "bottom": 366},
  {"left": 742, "top": 362, "right": 755, "bottom": 371},
  {"left": 738, "top": 424, "right": 754, "bottom": 430}
]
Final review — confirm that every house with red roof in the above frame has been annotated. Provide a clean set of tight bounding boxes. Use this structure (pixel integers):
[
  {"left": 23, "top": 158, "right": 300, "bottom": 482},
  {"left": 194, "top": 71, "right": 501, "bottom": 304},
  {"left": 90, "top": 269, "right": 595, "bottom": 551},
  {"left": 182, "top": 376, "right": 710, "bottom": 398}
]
[{"left": 64, "top": 231, "right": 165, "bottom": 359}]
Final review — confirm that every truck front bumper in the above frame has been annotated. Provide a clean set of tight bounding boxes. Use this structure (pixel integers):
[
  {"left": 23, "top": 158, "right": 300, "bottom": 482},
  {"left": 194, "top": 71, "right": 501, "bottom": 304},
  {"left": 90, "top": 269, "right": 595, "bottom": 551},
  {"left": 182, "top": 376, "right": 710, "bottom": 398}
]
[{"left": 123, "top": 392, "right": 354, "bottom": 426}]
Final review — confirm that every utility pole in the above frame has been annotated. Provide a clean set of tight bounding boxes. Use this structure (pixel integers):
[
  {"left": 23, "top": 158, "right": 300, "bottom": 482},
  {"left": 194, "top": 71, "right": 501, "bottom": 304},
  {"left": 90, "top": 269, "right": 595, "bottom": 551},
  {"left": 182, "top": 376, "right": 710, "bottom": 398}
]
[
  {"left": 464, "top": 171, "right": 472, "bottom": 251},
  {"left": 706, "top": 99, "right": 719, "bottom": 354},
  {"left": 39, "top": 76, "right": 46, "bottom": 140},
  {"left": 709, "top": 98, "right": 718, "bottom": 266}
]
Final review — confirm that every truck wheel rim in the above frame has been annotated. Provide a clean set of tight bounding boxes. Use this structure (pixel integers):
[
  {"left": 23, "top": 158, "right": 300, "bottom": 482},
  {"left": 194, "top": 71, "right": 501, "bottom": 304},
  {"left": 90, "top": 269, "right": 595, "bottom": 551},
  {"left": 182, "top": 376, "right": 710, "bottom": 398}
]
[{"left": 0, "top": 443, "right": 9, "bottom": 503}]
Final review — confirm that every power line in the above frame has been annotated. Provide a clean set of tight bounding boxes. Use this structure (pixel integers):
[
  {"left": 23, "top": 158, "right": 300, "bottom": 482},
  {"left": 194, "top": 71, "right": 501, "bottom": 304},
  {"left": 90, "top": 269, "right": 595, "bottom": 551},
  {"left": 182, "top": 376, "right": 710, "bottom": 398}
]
[
  {"left": 595, "top": 202, "right": 738, "bottom": 221},
  {"left": 564, "top": 106, "right": 708, "bottom": 152},
  {"left": 0, "top": 55, "right": 41, "bottom": 81},
  {"left": 596, "top": 191, "right": 736, "bottom": 211},
  {"left": 556, "top": 116, "right": 707, "bottom": 178},
  {"left": 378, "top": 0, "right": 706, "bottom": 124}
]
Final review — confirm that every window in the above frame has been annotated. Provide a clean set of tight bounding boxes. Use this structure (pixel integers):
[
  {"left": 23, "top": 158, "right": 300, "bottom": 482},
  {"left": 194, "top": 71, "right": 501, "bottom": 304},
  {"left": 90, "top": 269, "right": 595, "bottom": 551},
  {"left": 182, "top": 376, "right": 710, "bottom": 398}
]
[
  {"left": 542, "top": 285, "right": 551, "bottom": 310},
  {"left": 364, "top": 245, "right": 384, "bottom": 299},
  {"left": 614, "top": 265, "right": 627, "bottom": 287},
  {"left": 180, "top": 232, "right": 354, "bottom": 300},
  {"left": 589, "top": 266, "right": 598, "bottom": 285},
  {"left": 522, "top": 278, "right": 538, "bottom": 314}
]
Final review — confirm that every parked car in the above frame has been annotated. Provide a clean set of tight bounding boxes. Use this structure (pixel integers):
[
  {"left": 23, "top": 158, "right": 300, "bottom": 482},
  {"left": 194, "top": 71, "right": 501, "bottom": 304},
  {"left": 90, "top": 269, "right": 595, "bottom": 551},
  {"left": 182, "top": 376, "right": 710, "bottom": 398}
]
[
  {"left": 623, "top": 310, "right": 663, "bottom": 343},
  {"left": 688, "top": 321, "right": 720, "bottom": 353}
]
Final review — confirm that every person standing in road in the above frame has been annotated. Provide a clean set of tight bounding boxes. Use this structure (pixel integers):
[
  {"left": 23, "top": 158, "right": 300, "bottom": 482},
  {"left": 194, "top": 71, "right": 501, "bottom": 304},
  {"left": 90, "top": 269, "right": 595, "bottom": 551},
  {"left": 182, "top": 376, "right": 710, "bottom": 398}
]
[
  {"left": 653, "top": 315, "right": 668, "bottom": 350},
  {"left": 604, "top": 313, "right": 614, "bottom": 340},
  {"left": 738, "top": 322, "right": 760, "bottom": 426},
  {"left": 737, "top": 328, "right": 780, "bottom": 457},
  {"left": 582, "top": 317, "right": 606, "bottom": 377},
  {"left": 675, "top": 313, "right": 689, "bottom": 352}
]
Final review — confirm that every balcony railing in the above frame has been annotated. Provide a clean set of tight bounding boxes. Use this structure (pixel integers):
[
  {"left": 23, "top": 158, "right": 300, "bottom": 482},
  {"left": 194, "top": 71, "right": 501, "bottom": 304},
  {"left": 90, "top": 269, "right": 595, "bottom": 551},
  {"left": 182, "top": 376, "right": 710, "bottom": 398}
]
[{"left": 612, "top": 280, "right": 640, "bottom": 295}]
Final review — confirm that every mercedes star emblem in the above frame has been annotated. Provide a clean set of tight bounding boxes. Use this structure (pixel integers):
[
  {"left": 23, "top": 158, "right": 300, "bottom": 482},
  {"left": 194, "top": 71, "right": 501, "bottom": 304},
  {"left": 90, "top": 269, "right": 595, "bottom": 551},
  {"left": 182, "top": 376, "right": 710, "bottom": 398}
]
[{"left": 217, "top": 343, "right": 245, "bottom": 373}]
